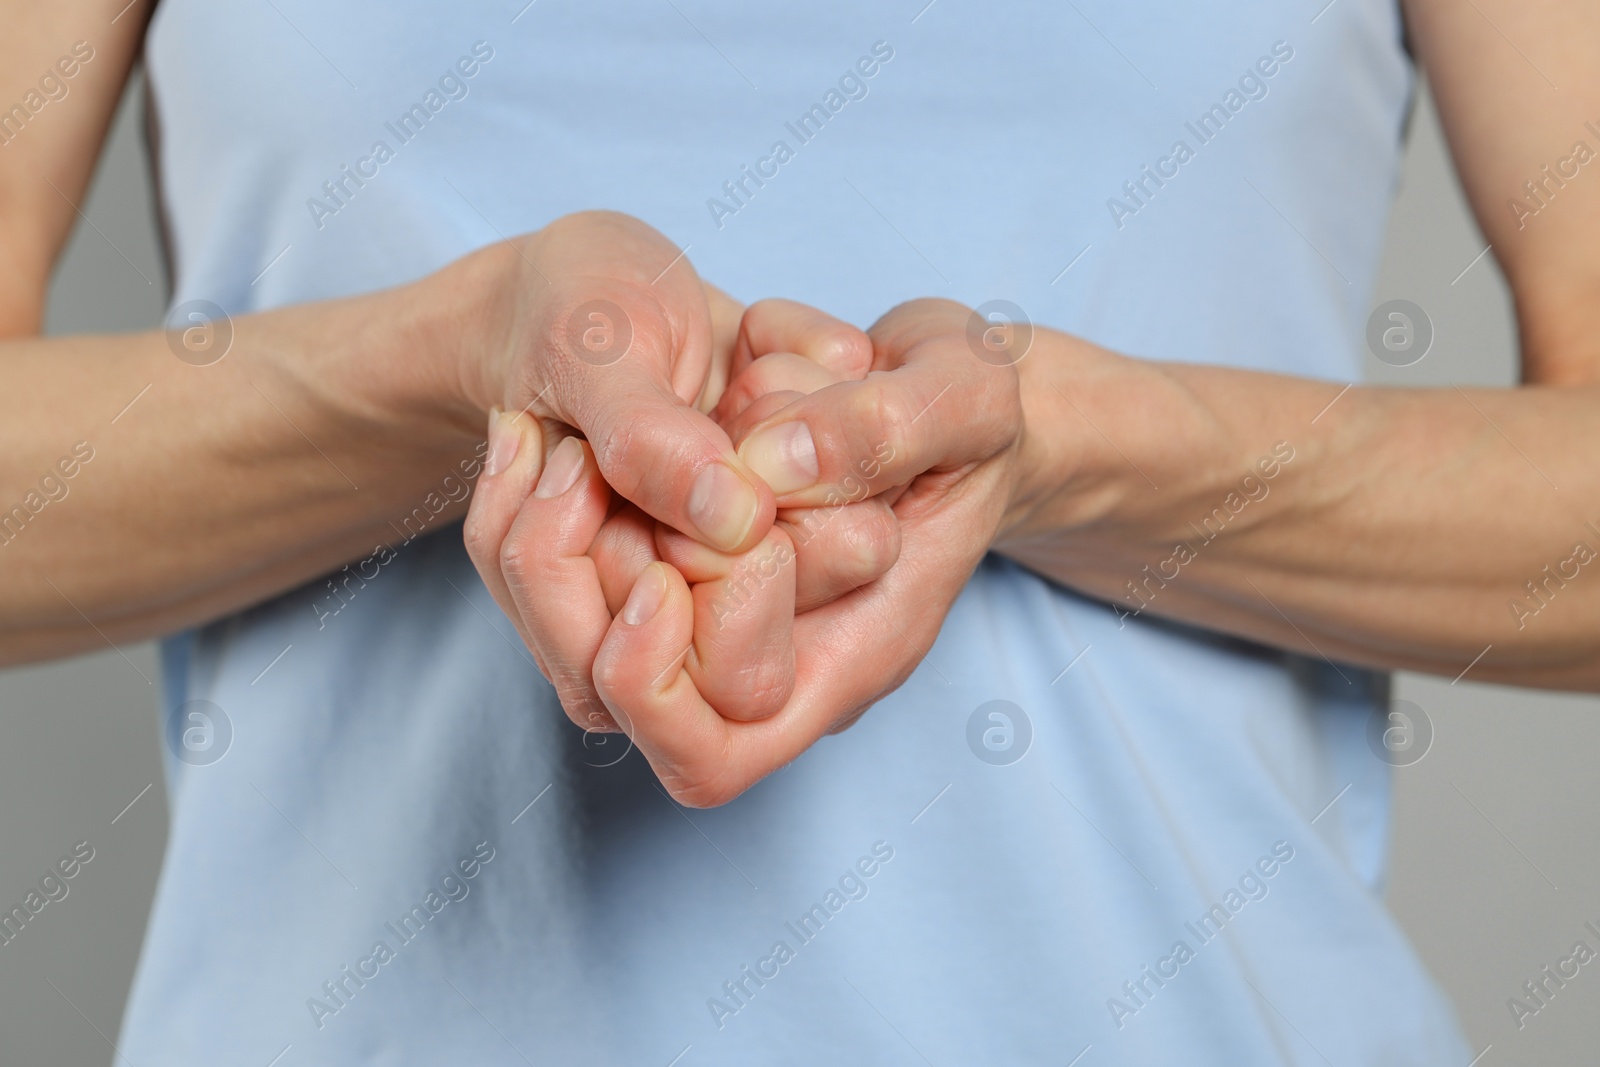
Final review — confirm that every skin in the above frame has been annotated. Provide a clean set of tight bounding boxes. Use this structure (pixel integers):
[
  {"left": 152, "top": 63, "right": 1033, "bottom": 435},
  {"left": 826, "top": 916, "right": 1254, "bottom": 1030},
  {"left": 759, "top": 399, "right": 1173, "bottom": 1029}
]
[
  {"left": 473, "top": 303, "right": 965, "bottom": 804},
  {"left": 3, "top": 1, "right": 1597, "bottom": 806},
  {"left": 993, "top": 0, "right": 1600, "bottom": 692},
  {"left": 473, "top": 0, "right": 1600, "bottom": 802},
  {"left": 0, "top": 6, "right": 892, "bottom": 789},
  {"left": 0, "top": 6, "right": 887, "bottom": 663}
]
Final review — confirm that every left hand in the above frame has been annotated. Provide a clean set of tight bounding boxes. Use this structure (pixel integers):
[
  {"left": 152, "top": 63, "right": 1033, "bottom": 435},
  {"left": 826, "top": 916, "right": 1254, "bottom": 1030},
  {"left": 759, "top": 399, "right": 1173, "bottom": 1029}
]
[
  {"left": 601, "top": 296, "right": 1028, "bottom": 802},
  {"left": 465, "top": 295, "right": 1026, "bottom": 805},
  {"left": 611, "top": 292, "right": 1024, "bottom": 799},
  {"left": 725, "top": 297, "right": 1029, "bottom": 735}
]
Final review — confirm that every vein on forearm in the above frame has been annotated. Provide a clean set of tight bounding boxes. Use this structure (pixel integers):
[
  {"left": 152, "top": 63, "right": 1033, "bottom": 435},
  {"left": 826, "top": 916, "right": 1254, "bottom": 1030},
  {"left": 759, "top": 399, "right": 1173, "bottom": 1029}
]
[{"left": 998, "top": 335, "right": 1600, "bottom": 691}]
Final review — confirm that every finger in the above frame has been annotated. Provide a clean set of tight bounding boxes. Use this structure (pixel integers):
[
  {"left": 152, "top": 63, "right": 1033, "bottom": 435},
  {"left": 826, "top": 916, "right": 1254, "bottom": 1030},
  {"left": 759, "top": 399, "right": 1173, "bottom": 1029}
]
[
  {"left": 499, "top": 435, "right": 620, "bottom": 733},
  {"left": 589, "top": 503, "right": 658, "bottom": 616},
  {"left": 461, "top": 408, "right": 547, "bottom": 666},
  {"left": 718, "top": 386, "right": 812, "bottom": 449},
  {"left": 525, "top": 264, "right": 773, "bottom": 554},
  {"left": 715, "top": 353, "right": 840, "bottom": 426},
  {"left": 562, "top": 368, "right": 775, "bottom": 554},
  {"left": 654, "top": 525, "right": 797, "bottom": 722},
  {"left": 780, "top": 497, "right": 901, "bottom": 612},
  {"left": 725, "top": 391, "right": 903, "bottom": 612},
  {"left": 606, "top": 423, "right": 1005, "bottom": 808},
  {"left": 735, "top": 335, "right": 1020, "bottom": 506},
  {"left": 591, "top": 562, "right": 742, "bottom": 802},
  {"left": 685, "top": 484, "right": 985, "bottom": 806},
  {"left": 693, "top": 282, "right": 746, "bottom": 414},
  {"left": 731, "top": 297, "right": 872, "bottom": 382},
  {"left": 598, "top": 494, "right": 971, "bottom": 808},
  {"left": 603, "top": 552, "right": 923, "bottom": 809}
]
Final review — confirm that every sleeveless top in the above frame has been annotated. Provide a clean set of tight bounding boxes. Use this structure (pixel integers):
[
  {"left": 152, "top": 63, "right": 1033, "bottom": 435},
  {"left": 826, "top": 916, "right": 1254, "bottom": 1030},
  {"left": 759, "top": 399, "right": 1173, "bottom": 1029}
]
[{"left": 126, "top": 2, "right": 1469, "bottom": 1063}]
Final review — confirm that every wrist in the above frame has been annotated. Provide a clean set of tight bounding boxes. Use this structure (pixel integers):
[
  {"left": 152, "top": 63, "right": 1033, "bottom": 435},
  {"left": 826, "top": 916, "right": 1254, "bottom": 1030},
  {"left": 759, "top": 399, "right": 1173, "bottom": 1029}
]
[
  {"left": 999, "top": 332, "right": 1304, "bottom": 564},
  {"left": 411, "top": 239, "right": 527, "bottom": 433},
  {"left": 251, "top": 248, "right": 509, "bottom": 476},
  {"left": 421, "top": 216, "right": 728, "bottom": 422},
  {"left": 998, "top": 331, "right": 1153, "bottom": 545}
]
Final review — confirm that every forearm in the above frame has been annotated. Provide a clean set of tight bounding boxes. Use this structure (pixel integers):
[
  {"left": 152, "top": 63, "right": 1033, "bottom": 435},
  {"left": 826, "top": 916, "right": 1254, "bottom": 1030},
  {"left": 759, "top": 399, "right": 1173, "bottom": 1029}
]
[
  {"left": 0, "top": 252, "right": 496, "bottom": 663},
  {"left": 997, "top": 332, "right": 1600, "bottom": 691}
]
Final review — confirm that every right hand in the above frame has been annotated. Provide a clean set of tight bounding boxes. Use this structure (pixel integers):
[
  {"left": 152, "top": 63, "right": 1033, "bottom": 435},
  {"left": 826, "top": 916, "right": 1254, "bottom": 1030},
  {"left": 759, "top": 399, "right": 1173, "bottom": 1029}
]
[
  {"left": 464, "top": 291, "right": 906, "bottom": 805},
  {"left": 458, "top": 211, "right": 779, "bottom": 734},
  {"left": 458, "top": 209, "right": 777, "bottom": 555},
  {"left": 566, "top": 297, "right": 1019, "bottom": 806}
]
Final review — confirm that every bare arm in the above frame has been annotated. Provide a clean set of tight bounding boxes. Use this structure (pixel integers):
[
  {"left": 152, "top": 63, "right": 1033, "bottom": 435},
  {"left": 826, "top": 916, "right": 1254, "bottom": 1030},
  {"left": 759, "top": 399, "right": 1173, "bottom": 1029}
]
[
  {"left": 0, "top": 4, "right": 506, "bottom": 663},
  {"left": 2, "top": 272, "right": 499, "bottom": 663},
  {"left": 994, "top": 0, "right": 1600, "bottom": 691},
  {"left": 0, "top": 5, "right": 769, "bottom": 665},
  {"left": 0, "top": 0, "right": 147, "bottom": 331}
]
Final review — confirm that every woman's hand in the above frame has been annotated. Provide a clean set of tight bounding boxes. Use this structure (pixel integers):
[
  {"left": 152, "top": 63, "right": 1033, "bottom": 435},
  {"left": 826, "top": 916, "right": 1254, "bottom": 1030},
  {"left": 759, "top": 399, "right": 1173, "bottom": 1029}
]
[
  {"left": 499, "top": 296, "right": 1025, "bottom": 805},
  {"left": 455, "top": 210, "right": 775, "bottom": 554},
  {"left": 726, "top": 298, "right": 1028, "bottom": 737},
  {"left": 462, "top": 293, "right": 905, "bottom": 799},
  {"left": 715, "top": 299, "right": 904, "bottom": 612},
  {"left": 459, "top": 211, "right": 795, "bottom": 734}
]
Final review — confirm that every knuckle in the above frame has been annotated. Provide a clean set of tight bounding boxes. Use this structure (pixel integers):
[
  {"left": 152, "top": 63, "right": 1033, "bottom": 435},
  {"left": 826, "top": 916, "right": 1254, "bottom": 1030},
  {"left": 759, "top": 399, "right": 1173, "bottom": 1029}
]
[
  {"left": 744, "top": 296, "right": 789, "bottom": 324},
  {"left": 855, "top": 381, "right": 914, "bottom": 469},
  {"left": 498, "top": 537, "right": 530, "bottom": 582},
  {"left": 589, "top": 418, "right": 647, "bottom": 501},
  {"left": 837, "top": 504, "right": 901, "bottom": 576},
  {"left": 553, "top": 675, "right": 604, "bottom": 727},
  {"left": 461, "top": 510, "right": 495, "bottom": 566},
  {"left": 729, "top": 660, "right": 793, "bottom": 720},
  {"left": 667, "top": 772, "right": 743, "bottom": 809},
  {"left": 498, "top": 529, "right": 552, "bottom": 589},
  {"left": 820, "top": 328, "right": 873, "bottom": 378},
  {"left": 655, "top": 728, "right": 744, "bottom": 809},
  {"left": 589, "top": 648, "right": 627, "bottom": 701},
  {"left": 723, "top": 370, "right": 765, "bottom": 412},
  {"left": 980, "top": 365, "right": 1026, "bottom": 446},
  {"left": 826, "top": 705, "right": 872, "bottom": 735},
  {"left": 905, "top": 296, "right": 962, "bottom": 316}
]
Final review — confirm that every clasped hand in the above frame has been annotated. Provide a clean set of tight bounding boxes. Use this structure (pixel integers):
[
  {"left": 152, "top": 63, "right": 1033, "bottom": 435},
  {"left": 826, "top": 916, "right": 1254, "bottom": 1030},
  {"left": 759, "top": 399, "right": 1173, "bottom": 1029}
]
[{"left": 460, "top": 212, "right": 1024, "bottom": 806}]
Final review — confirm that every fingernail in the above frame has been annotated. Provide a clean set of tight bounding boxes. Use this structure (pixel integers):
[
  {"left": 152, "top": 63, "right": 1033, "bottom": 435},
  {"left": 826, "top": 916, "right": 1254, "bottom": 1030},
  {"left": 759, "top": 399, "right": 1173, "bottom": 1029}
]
[
  {"left": 739, "top": 422, "right": 818, "bottom": 496},
  {"left": 485, "top": 408, "right": 522, "bottom": 477},
  {"left": 688, "top": 463, "right": 759, "bottom": 551},
  {"left": 621, "top": 563, "right": 668, "bottom": 626},
  {"left": 535, "top": 436, "right": 585, "bottom": 498}
]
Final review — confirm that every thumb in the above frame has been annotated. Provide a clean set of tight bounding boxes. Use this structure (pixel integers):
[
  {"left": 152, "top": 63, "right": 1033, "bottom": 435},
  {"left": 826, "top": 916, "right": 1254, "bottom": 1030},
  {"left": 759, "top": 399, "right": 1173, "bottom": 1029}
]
[
  {"left": 575, "top": 373, "right": 776, "bottom": 554},
  {"left": 535, "top": 275, "right": 776, "bottom": 555}
]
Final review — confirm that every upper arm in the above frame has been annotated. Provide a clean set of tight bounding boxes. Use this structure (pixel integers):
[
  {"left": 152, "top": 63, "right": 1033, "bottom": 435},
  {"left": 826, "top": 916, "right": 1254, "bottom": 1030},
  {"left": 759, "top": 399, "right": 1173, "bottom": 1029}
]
[
  {"left": 0, "top": 1, "right": 148, "bottom": 336},
  {"left": 1404, "top": 0, "right": 1600, "bottom": 385}
]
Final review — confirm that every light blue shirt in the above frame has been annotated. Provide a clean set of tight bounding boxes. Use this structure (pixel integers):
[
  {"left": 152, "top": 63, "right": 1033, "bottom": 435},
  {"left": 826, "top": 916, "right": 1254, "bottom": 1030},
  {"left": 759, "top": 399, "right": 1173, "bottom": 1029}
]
[{"left": 126, "top": 1, "right": 1469, "bottom": 1063}]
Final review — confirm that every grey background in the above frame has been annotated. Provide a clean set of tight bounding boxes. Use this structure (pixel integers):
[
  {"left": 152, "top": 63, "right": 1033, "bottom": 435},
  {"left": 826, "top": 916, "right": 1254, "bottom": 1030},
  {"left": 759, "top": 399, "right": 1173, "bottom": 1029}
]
[{"left": 2, "top": 70, "right": 1596, "bottom": 1064}]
